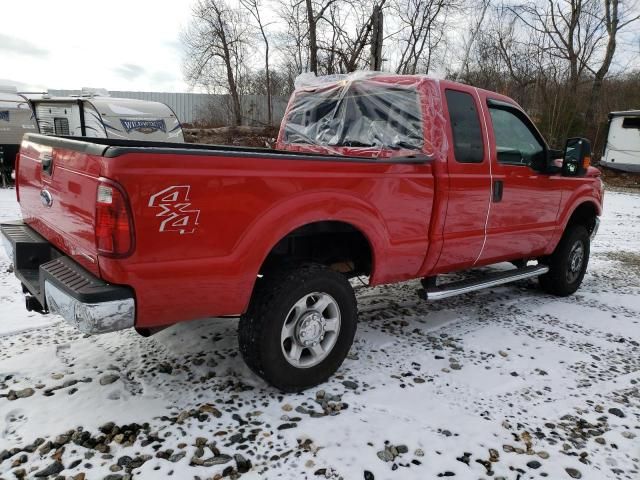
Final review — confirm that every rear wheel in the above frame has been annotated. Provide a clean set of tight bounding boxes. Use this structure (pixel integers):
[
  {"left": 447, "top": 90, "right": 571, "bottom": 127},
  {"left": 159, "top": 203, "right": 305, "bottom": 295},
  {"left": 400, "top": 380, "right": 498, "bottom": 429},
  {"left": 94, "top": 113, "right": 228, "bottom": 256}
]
[
  {"left": 238, "top": 263, "right": 357, "bottom": 392},
  {"left": 539, "top": 225, "right": 590, "bottom": 296}
]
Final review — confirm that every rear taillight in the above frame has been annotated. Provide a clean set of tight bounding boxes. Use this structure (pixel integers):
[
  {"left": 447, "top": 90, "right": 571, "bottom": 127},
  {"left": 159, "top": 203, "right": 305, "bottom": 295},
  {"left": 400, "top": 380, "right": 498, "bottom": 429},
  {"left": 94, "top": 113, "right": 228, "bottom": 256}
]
[{"left": 95, "top": 181, "right": 134, "bottom": 257}]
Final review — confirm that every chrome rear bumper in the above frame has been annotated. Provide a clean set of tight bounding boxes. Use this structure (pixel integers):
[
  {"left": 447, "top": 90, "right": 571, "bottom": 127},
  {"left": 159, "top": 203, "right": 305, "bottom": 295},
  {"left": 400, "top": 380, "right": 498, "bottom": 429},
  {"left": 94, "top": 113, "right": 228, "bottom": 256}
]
[
  {"left": 1, "top": 220, "right": 135, "bottom": 334},
  {"left": 44, "top": 281, "right": 135, "bottom": 334}
]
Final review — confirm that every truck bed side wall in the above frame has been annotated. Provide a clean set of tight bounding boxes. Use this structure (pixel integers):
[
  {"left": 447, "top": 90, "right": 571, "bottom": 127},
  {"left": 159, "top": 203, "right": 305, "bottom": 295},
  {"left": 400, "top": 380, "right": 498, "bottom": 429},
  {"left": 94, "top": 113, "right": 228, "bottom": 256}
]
[{"left": 99, "top": 153, "right": 435, "bottom": 328}]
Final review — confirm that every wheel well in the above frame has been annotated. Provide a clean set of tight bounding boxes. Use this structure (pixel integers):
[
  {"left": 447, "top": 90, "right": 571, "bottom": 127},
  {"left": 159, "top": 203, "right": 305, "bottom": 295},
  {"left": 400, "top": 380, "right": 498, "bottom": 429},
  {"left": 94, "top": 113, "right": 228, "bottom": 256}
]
[
  {"left": 567, "top": 202, "right": 598, "bottom": 234},
  {"left": 261, "top": 221, "right": 373, "bottom": 277}
]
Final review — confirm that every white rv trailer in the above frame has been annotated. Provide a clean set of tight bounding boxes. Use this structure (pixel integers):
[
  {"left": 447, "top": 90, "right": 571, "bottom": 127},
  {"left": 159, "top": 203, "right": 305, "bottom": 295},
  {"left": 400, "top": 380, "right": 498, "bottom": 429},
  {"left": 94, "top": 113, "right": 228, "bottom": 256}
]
[
  {"left": 601, "top": 110, "right": 640, "bottom": 173},
  {"left": 28, "top": 89, "right": 184, "bottom": 143},
  {"left": 0, "top": 87, "right": 38, "bottom": 186}
]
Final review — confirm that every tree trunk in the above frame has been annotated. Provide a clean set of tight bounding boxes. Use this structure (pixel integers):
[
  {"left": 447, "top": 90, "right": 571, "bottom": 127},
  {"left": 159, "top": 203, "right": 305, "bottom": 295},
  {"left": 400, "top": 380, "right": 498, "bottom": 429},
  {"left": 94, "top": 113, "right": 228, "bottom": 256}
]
[
  {"left": 584, "top": 0, "right": 618, "bottom": 125},
  {"left": 369, "top": 4, "right": 384, "bottom": 70},
  {"left": 221, "top": 33, "right": 242, "bottom": 126},
  {"left": 265, "top": 41, "right": 272, "bottom": 125},
  {"left": 226, "top": 60, "right": 242, "bottom": 126},
  {"left": 306, "top": 0, "right": 318, "bottom": 73},
  {"left": 454, "top": 0, "right": 489, "bottom": 81}
]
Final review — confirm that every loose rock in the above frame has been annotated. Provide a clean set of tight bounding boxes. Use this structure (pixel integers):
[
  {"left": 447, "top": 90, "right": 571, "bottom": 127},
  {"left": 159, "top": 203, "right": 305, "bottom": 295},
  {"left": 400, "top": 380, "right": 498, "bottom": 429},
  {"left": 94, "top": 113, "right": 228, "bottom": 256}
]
[
  {"left": 608, "top": 408, "right": 625, "bottom": 418},
  {"left": 34, "top": 462, "right": 64, "bottom": 477},
  {"left": 234, "top": 453, "right": 252, "bottom": 473},
  {"left": 377, "top": 449, "right": 394, "bottom": 462},
  {"left": 100, "top": 374, "right": 119, "bottom": 386},
  {"left": 566, "top": 467, "right": 582, "bottom": 479},
  {"left": 7, "top": 388, "right": 35, "bottom": 400}
]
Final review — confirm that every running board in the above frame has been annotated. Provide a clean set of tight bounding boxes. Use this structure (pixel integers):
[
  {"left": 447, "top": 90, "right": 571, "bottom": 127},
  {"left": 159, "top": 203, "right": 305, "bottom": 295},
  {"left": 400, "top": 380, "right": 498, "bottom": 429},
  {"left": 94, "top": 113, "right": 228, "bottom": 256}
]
[{"left": 417, "top": 265, "right": 549, "bottom": 301}]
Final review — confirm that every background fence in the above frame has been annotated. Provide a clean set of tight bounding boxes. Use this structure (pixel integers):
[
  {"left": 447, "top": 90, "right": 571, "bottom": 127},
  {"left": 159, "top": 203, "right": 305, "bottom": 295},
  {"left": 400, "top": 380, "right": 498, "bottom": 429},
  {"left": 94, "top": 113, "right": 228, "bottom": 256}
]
[{"left": 49, "top": 90, "right": 289, "bottom": 126}]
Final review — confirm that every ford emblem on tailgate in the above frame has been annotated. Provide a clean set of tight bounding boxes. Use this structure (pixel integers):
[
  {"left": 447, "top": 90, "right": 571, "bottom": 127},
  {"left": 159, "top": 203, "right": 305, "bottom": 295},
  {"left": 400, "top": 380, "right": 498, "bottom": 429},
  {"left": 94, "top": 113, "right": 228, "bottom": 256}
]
[{"left": 40, "top": 189, "right": 53, "bottom": 207}]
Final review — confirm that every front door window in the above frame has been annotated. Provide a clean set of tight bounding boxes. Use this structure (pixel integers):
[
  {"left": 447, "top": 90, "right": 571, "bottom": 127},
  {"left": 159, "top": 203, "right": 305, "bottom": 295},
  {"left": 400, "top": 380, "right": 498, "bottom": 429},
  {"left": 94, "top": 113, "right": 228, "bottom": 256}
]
[{"left": 489, "top": 107, "right": 545, "bottom": 169}]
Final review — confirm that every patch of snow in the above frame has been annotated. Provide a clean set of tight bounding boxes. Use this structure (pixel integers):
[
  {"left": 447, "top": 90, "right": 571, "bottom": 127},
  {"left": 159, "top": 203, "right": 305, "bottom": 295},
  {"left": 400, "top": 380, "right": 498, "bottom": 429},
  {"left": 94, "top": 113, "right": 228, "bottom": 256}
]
[{"left": 0, "top": 187, "right": 639, "bottom": 480}]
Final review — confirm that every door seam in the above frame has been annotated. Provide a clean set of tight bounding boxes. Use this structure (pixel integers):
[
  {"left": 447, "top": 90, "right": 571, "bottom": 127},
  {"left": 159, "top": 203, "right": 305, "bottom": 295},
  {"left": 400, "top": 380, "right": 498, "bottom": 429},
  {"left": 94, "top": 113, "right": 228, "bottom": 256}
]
[{"left": 473, "top": 87, "right": 492, "bottom": 266}]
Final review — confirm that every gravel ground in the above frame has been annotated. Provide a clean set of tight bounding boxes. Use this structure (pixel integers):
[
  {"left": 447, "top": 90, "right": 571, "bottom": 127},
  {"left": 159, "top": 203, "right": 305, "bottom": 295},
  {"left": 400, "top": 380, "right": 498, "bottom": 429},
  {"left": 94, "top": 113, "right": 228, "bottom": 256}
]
[{"left": 0, "top": 187, "right": 638, "bottom": 480}]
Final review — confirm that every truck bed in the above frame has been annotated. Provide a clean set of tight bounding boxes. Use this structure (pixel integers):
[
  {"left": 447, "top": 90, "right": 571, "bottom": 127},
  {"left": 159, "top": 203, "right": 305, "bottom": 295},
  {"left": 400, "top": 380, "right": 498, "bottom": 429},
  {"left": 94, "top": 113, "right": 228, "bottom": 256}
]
[{"left": 15, "top": 133, "right": 436, "bottom": 328}]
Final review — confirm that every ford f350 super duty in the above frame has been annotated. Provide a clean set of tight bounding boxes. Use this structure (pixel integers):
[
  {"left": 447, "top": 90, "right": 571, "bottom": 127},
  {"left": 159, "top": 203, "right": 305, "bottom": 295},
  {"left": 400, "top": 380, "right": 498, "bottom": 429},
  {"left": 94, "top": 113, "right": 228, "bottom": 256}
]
[{"left": 1, "top": 73, "right": 603, "bottom": 391}]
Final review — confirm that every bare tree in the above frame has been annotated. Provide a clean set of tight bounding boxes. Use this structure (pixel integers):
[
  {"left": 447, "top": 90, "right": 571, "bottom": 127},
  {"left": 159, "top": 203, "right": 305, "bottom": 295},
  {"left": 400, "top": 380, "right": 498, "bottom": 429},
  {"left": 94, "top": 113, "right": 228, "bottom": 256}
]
[
  {"left": 452, "top": 0, "right": 491, "bottom": 81},
  {"left": 181, "top": 0, "right": 639, "bottom": 138},
  {"left": 321, "top": 0, "right": 387, "bottom": 72},
  {"left": 277, "top": 0, "right": 309, "bottom": 75},
  {"left": 182, "top": 0, "right": 248, "bottom": 126},
  {"left": 391, "top": 0, "right": 454, "bottom": 74},
  {"left": 584, "top": 0, "right": 640, "bottom": 120},
  {"left": 503, "top": 0, "right": 640, "bottom": 137},
  {"left": 510, "top": 0, "right": 606, "bottom": 91},
  {"left": 305, "top": 0, "right": 340, "bottom": 73},
  {"left": 240, "top": 0, "right": 274, "bottom": 125}
]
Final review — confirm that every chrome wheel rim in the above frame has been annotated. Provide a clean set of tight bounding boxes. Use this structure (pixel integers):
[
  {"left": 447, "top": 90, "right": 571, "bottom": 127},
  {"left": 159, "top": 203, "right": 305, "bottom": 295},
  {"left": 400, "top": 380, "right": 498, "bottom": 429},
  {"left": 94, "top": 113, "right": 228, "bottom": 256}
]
[
  {"left": 281, "top": 292, "right": 341, "bottom": 368},
  {"left": 567, "top": 241, "right": 585, "bottom": 283}
]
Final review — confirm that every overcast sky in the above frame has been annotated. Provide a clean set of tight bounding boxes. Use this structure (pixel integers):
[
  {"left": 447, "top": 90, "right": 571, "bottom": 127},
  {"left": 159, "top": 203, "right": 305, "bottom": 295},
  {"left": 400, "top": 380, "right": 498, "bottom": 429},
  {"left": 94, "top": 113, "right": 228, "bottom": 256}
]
[
  {"left": 1, "top": 0, "right": 194, "bottom": 92},
  {"left": 1, "top": 1, "right": 639, "bottom": 94}
]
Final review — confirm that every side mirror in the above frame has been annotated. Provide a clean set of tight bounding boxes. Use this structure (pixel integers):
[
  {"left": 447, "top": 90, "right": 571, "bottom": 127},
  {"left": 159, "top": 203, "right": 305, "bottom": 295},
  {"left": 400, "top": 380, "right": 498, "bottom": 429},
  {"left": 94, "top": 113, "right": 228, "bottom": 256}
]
[{"left": 562, "top": 137, "right": 591, "bottom": 176}]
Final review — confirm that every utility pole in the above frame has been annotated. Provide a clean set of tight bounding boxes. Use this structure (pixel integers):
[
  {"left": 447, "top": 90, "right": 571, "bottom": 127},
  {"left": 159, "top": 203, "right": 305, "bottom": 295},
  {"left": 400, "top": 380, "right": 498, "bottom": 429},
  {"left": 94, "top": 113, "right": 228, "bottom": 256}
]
[{"left": 369, "top": 4, "right": 384, "bottom": 71}]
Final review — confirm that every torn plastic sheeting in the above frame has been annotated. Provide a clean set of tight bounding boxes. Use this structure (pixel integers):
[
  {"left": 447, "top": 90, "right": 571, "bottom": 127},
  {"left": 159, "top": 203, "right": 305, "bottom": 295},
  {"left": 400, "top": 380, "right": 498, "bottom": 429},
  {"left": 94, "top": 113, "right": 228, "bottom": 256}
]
[{"left": 279, "top": 71, "right": 448, "bottom": 161}]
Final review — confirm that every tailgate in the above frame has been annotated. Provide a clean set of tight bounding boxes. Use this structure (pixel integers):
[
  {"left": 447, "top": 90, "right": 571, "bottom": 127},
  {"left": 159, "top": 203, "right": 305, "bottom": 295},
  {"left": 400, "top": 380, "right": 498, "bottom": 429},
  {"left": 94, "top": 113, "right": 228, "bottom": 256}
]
[{"left": 16, "top": 134, "right": 107, "bottom": 276}]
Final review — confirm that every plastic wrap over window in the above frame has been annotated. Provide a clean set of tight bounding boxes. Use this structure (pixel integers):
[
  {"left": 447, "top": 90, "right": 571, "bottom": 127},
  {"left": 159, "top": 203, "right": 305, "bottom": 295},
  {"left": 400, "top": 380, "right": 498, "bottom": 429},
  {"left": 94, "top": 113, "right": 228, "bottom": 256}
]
[{"left": 278, "top": 71, "right": 448, "bottom": 160}]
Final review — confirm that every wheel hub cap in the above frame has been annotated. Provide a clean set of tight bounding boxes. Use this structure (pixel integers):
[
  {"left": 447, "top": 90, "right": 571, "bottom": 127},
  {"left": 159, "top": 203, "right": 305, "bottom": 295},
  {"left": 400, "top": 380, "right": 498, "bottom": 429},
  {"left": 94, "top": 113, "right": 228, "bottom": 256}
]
[
  {"left": 567, "top": 241, "right": 585, "bottom": 283},
  {"left": 296, "top": 313, "right": 325, "bottom": 346},
  {"left": 570, "top": 248, "right": 583, "bottom": 272},
  {"left": 281, "top": 292, "right": 342, "bottom": 368}
]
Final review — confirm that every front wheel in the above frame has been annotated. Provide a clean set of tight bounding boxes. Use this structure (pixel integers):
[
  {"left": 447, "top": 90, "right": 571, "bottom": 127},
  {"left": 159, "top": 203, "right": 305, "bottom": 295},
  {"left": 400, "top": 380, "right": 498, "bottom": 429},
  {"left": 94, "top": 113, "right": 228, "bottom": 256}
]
[
  {"left": 539, "top": 225, "right": 590, "bottom": 296},
  {"left": 238, "top": 263, "right": 357, "bottom": 392}
]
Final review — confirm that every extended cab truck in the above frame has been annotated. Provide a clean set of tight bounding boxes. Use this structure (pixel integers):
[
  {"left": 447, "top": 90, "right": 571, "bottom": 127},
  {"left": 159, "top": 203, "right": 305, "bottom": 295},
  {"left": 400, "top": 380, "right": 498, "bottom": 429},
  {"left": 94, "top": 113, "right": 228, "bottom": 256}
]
[{"left": 1, "top": 74, "right": 603, "bottom": 392}]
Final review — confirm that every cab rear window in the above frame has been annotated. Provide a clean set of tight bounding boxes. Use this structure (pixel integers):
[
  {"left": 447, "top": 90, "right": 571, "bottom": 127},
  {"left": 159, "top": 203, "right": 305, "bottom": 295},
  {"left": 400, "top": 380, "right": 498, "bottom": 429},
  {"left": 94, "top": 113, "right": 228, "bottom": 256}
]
[{"left": 283, "top": 83, "right": 424, "bottom": 151}]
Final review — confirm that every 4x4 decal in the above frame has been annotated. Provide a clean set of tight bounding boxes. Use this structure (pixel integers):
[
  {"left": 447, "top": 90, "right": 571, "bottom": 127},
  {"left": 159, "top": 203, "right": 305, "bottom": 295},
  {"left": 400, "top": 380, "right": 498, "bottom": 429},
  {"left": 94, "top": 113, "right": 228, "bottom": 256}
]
[{"left": 148, "top": 186, "right": 200, "bottom": 234}]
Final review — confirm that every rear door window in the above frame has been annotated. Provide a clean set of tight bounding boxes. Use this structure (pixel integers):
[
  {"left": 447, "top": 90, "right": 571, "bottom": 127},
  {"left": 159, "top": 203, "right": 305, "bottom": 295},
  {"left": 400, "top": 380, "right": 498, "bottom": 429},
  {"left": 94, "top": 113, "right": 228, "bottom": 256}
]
[{"left": 444, "top": 90, "right": 484, "bottom": 163}]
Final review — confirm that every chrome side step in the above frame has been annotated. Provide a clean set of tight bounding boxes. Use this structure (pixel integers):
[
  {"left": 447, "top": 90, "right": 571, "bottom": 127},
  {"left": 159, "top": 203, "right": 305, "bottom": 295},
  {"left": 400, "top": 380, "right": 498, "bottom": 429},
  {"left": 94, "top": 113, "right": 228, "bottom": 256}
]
[{"left": 417, "top": 265, "right": 549, "bottom": 301}]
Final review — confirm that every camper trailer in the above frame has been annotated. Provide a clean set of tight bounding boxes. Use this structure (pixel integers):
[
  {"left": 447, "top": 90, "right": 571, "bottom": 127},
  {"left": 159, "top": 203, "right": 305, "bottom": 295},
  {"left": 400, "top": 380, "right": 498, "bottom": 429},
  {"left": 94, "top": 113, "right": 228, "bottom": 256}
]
[
  {"left": 28, "top": 89, "right": 184, "bottom": 143},
  {"left": 0, "top": 87, "right": 38, "bottom": 186},
  {"left": 601, "top": 110, "right": 640, "bottom": 173},
  {"left": 0, "top": 88, "right": 184, "bottom": 186}
]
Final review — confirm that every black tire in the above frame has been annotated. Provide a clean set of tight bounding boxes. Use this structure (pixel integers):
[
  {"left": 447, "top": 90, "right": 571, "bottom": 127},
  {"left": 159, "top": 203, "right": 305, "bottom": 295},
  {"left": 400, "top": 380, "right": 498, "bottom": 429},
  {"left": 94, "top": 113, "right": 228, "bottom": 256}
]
[
  {"left": 238, "top": 263, "right": 357, "bottom": 392},
  {"left": 539, "top": 225, "right": 590, "bottom": 296}
]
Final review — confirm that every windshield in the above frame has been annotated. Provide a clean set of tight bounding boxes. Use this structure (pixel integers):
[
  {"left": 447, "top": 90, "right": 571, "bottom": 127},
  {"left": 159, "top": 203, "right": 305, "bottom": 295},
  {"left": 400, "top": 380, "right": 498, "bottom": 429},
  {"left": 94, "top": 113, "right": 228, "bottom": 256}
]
[{"left": 283, "top": 82, "right": 424, "bottom": 151}]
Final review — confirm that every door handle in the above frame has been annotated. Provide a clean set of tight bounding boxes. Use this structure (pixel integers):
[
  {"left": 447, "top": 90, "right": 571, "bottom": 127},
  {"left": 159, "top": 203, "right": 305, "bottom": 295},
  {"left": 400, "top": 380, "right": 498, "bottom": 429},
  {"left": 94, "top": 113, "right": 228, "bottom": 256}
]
[{"left": 493, "top": 180, "right": 503, "bottom": 202}]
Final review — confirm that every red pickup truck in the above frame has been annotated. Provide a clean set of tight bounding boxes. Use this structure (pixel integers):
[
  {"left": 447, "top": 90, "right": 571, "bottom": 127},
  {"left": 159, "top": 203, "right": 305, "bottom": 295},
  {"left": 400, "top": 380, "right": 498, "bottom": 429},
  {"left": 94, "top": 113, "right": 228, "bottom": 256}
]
[{"left": 1, "top": 74, "right": 603, "bottom": 391}]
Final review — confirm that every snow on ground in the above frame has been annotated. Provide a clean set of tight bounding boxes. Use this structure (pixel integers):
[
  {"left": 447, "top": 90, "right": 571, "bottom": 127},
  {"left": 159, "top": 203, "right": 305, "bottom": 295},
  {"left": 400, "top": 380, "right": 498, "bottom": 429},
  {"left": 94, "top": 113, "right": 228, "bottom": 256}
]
[{"left": 0, "top": 187, "right": 638, "bottom": 480}]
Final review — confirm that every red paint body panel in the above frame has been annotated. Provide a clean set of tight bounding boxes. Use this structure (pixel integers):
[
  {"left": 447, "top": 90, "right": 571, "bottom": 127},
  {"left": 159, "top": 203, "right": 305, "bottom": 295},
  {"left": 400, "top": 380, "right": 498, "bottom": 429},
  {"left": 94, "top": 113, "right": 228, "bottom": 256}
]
[
  {"left": 476, "top": 86, "right": 562, "bottom": 263},
  {"left": 15, "top": 76, "right": 604, "bottom": 329},
  {"left": 98, "top": 154, "right": 434, "bottom": 327},
  {"left": 17, "top": 140, "right": 102, "bottom": 275},
  {"left": 432, "top": 82, "right": 491, "bottom": 273}
]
